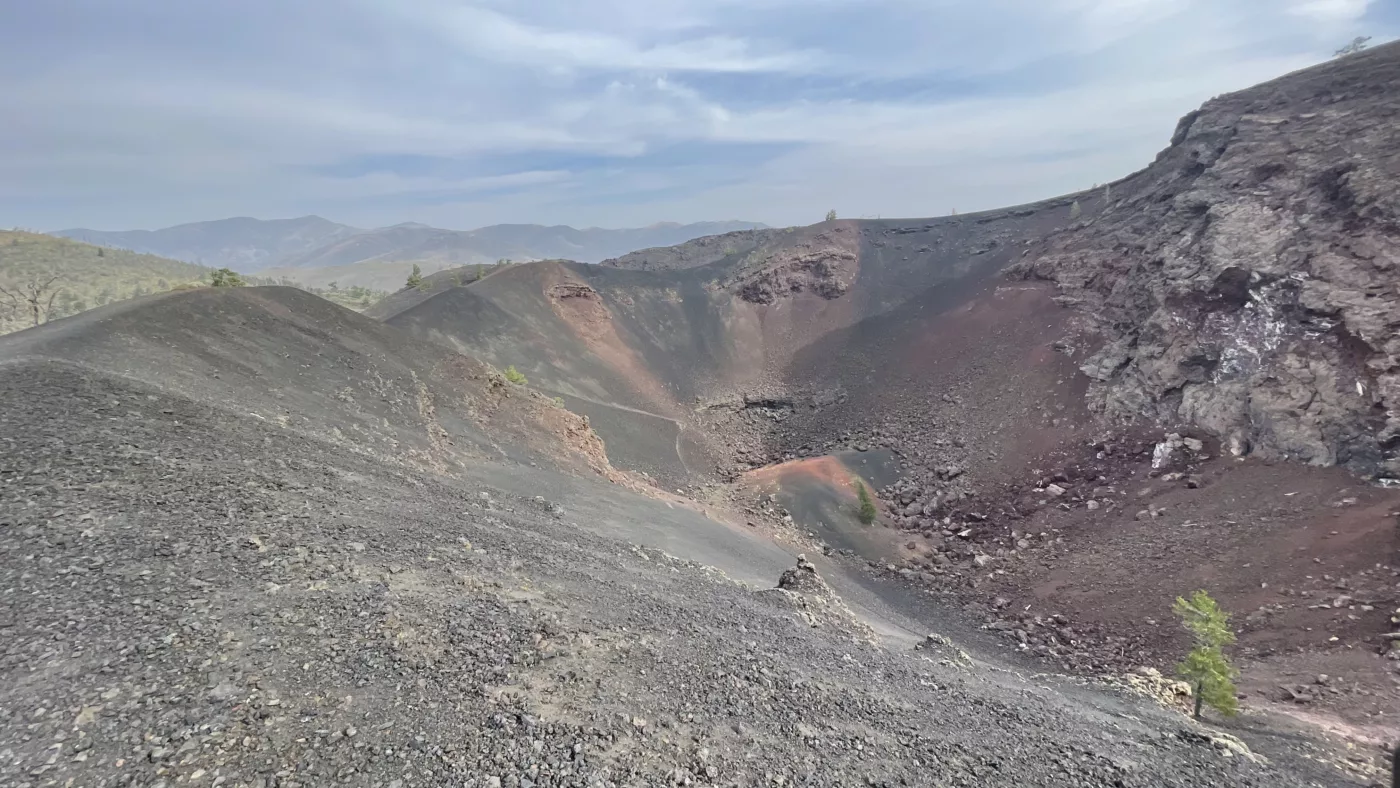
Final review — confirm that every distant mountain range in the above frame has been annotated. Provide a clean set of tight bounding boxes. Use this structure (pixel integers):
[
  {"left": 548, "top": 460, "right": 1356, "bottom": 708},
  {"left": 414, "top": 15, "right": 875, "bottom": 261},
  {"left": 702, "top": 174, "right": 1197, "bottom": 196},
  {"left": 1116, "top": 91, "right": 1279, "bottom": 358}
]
[
  {"left": 53, "top": 217, "right": 769, "bottom": 274},
  {"left": 55, "top": 216, "right": 358, "bottom": 272}
]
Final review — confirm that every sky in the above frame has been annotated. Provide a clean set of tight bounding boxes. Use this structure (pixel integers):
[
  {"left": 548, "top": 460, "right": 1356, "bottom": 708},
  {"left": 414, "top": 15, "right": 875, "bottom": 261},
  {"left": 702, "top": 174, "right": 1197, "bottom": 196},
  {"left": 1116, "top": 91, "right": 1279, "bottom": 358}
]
[{"left": 1, "top": 0, "right": 1392, "bottom": 232}]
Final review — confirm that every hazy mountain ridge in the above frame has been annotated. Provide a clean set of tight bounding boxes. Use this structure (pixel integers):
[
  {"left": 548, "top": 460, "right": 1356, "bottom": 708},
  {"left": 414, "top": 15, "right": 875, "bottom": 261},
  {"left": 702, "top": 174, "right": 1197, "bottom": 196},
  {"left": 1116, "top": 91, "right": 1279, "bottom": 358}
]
[
  {"left": 54, "top": 217, "right": 769, "bottom": 274},
  {"left": 55, "top": 215, "right": 359, "bottom": 270}
]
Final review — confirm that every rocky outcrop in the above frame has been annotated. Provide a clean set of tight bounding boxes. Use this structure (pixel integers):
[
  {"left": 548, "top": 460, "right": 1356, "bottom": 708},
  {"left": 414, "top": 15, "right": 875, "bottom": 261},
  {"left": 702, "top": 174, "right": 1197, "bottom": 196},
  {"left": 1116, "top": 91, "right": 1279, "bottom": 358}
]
[
  {"left": 776, "top": 553, "right": 828, "bottom": 595},
  {"left": 1012, "top": 43, "right": 1400, "bottom": 479},
  {"left": 768, "top": 554, "right": 879, "bottom": 641},
  {"left": 605, "top": 224, "right": 861, "bottom": 305},
  {"left": 724, "top": 226, "right": 859, "bottom": 305},
  {"left": 600, "top": 228, "right": 781, "bottom": 271},
  {"left": 548, "top": 282, "right": 602, "bottom": 301}
]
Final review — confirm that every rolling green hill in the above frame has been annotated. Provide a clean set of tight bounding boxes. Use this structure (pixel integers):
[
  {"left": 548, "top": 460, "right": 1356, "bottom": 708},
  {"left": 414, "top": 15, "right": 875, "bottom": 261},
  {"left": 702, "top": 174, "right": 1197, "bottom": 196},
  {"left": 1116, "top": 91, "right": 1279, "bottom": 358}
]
[{"left": 0, "top": 231, "right": 385, "bottom": 335}]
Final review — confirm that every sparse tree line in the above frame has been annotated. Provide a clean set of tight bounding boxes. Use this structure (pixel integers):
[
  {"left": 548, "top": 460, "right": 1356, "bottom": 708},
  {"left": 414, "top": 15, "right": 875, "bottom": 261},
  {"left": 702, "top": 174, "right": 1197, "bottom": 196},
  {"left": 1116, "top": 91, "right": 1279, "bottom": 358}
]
[
  {"left": 0, "top": 268, "right": 392, "bottom": 330},
  {"left": 0, "top": 239, "right": 392, "bottom": 332},
  {"left": 404, "top": 259, "right": 518, "bottom": 291},
  {"left": 319, "top": 280, "right": 385, "bottom": 306}
]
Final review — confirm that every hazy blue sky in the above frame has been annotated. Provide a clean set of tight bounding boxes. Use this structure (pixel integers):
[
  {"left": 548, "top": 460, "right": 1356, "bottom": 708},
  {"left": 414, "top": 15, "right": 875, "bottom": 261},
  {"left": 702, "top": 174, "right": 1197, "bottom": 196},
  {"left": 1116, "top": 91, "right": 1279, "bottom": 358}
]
[{"left": 1, "top": 0, "right": 1392, "bottom": 230}]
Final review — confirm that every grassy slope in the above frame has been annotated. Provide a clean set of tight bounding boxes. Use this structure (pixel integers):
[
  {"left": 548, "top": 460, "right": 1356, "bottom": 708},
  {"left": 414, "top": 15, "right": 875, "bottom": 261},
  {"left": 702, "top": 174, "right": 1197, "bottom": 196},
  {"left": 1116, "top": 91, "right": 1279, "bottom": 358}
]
[
  {"left": 0, "top": 231, "right": 214, "bottom": 333},
  {"left": 0, "top": 231, "right": 386, "bottom": 336}
]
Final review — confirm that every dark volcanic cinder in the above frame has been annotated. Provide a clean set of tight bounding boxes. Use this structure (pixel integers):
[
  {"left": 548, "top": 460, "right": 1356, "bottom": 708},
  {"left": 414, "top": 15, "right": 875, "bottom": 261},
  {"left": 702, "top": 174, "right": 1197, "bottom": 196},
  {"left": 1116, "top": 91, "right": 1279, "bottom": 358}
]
[{"left": 0, "top": 360, "right": 1362, "bottom": 787}]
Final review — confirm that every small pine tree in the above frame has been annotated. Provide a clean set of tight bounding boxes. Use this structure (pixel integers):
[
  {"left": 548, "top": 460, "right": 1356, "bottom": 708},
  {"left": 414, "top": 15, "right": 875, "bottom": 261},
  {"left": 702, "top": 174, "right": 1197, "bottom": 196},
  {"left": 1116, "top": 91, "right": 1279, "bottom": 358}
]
[
  {"left": 406, "top": 264, "right": 423, "bottom": 289},
  {"left": 1104, "top": 184, "right": 1112, "bottom": 201},
  {"left": 97, "top": 247, "right": 105, "bottom": 258},
  {"left": 1173, "top": 590, "right": 1239, "bottom": 719},
  {"left": 209, "top": 268, "right": 245, "bottom": 287},
  {"left": 504, "top": 365, "right": 528, "bottom": 385},
  {"left": 1069, "top": 200, "right": 1083, "bottom": 220},
  {"left": 854, "top": 480, "right": 877, "bottom": 525},
  {"left": 825, "top": 209, "right": 837, "bottom": 222}
]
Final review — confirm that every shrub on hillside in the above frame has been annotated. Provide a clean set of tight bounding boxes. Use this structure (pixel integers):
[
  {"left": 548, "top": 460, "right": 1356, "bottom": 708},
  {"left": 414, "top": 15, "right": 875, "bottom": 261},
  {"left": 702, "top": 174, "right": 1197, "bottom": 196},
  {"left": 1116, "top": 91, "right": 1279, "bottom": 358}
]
[
  {"left": 855, "top": 480, "right": 877, "bottom": 525},
  {"left": 1173, "top": 590, "right": 1239, "bottom": 719},
  {"left": 209, "top": 268, "right": 245, "bottom": 287}
]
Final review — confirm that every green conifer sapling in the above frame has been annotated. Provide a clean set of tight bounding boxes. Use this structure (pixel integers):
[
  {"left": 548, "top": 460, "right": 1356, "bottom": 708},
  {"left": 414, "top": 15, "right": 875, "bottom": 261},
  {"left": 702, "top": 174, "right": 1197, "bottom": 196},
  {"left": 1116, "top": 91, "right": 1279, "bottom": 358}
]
[
  {"left": 1172, "top": 590, "right": 1239, "bottom": 719},
  {"left": 855, "top": 480, "right": 877, "bottom": 525}
]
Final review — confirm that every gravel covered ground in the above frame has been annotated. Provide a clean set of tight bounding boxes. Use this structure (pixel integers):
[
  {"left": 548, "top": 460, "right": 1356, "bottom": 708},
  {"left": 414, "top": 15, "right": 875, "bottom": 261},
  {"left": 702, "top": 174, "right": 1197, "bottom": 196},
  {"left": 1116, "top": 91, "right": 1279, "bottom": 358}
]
[{"left": 1, "top": 358, "right": 1375, "bottom": 787}]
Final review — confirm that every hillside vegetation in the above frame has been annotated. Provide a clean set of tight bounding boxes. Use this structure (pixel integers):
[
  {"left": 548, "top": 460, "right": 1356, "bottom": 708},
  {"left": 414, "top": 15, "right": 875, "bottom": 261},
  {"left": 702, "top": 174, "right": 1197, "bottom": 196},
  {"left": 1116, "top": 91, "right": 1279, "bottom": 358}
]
[
  {"left": 0, "top": 231, "right": 213, "bottom": 333},
  {"left": 0, "top": 231, "right": 385, "bottom": 335},
  {"left": 362, "top": 260, "right": 526, "bottom": 319},
  {"left": 262, "top": 258, "right": 498, "bottom": 292}
]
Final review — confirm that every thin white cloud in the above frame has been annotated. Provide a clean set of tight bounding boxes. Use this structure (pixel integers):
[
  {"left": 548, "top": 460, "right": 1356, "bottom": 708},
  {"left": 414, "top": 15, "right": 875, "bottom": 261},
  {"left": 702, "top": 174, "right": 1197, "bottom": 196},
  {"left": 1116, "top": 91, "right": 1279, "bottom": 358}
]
[
  {"left": 393, "top": 2, "right": 815, "bottom": 73},
  {"left": 0, "top": 0, "right": 1392, "bottom": 230},
  {"left": 1287, "top": 0, "right": 1372, "bottom": 22},
  {"left": 1076, "top": 0, "right": 1194, "bottom": 49}
]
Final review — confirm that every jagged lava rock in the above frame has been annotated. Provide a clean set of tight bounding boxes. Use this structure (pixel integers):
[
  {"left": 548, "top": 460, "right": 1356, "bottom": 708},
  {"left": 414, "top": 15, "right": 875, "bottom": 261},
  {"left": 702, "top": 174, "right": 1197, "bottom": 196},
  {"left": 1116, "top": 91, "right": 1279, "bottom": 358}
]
[{"left": 1013, "top": 43, "right": 1400, "bottom": 478}]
